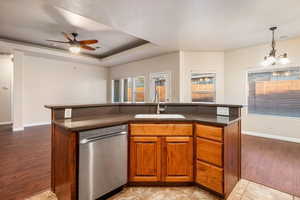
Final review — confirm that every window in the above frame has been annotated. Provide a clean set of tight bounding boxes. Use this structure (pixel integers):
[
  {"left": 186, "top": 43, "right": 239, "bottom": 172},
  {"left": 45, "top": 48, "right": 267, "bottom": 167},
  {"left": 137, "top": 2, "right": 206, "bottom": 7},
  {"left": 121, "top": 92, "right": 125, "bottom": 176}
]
[
  {"left": 191, "top": 73, "right": 216, "bottom": 102},
  {"left": 112, "top": 79, "right": 121, "bottom": 102},
  {"left": 248, "top": 67, "right": 300, "bottom": 117},
  {"left": 150, "top": 72, "right": 170, "bottom": 102},
  {"left": 134, "top": 76, "right": 145, "bottom": 102},
  {"left": 112, "top": 76, "right": 145, "bottom": 103},
  {"left": 155, "top": 79, "right": 167, "bottom": 102},
  {"left": 123, "top": 78, "right": 132, "bottom": 102}
]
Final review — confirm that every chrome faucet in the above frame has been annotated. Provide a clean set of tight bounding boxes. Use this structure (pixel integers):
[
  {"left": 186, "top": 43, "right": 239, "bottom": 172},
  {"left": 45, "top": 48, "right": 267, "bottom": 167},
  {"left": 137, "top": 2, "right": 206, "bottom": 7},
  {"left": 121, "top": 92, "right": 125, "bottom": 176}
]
[{"left": 154, "top": 79, "right": 166, "bottom": 114}]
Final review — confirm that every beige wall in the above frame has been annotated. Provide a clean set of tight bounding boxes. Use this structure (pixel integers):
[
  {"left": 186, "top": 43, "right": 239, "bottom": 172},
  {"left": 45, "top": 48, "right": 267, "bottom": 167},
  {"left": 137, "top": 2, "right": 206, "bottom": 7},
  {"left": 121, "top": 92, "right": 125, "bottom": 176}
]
[
  {"left": 108, "top": 52, "right": 180, "bottom": 102},
  {"left": 0, "top": 55, "right": 13, "bottom": 123},
  {"left": 225, "top": 37, "right": 300, "bottom": 139},
  {"left": 179, "top": 51, "right": 224, "bottom": 103},
  {"left": 22, "top": 55, "right": 107, "bottom": 126},
  {"left": 13, "top": 51, "right": 24, "bottom": 130}
]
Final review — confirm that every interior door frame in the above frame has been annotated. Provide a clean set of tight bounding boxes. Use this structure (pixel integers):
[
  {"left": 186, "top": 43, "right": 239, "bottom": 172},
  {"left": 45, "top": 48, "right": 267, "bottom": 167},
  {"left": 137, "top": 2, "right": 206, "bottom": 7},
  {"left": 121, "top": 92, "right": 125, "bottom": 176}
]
[
  {"left": 149, "top": 71, "right": 172, "bottom": 102},
  {"left": 0, "top": 54, "right": 14, "bottom": 125}
]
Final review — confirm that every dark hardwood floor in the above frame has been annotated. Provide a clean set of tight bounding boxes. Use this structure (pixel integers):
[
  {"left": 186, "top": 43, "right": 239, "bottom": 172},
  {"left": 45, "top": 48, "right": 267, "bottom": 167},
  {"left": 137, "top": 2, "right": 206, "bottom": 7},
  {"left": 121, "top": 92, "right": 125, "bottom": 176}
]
[
  {"left": 0, "top": 125, "right": 51, "bottom": 200},
  {"left": 242, "top": 134, "right": 300, "bottom": 197},
  {"left": 0, "top": 125, "right": 299, "bottom": 199}
]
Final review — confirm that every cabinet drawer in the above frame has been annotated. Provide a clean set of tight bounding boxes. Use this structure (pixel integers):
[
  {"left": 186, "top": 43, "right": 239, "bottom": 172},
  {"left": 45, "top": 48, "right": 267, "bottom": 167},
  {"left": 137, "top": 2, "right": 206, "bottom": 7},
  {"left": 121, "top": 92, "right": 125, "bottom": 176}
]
[
  {"left": 197, "top": 138, "right": 223, "bottom": 167},
  {"left": 196, "top": 124, "right": 223, "bottom": 142},
  {"left": 130, "top": 124, "right": 193, "bottom": 136},
  {"left": 196, "top": 160, "right": 223, "bottom": 194}
]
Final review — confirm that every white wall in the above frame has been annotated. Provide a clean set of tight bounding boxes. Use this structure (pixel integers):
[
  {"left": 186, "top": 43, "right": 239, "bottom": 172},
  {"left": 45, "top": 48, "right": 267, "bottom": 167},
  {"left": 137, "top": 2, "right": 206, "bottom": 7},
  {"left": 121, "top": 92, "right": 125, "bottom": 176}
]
[
  {"left": 22, "top": 55, "right": 107, "bottom": 126},
  {"left": 0, "top": 55, "right": 13, "bottom": 123},
  {"left": 179, "top": 51, "right": 225, "bottom": 103},
  {"left": 108, "top": 52, "right": 180, "bottom": 102},
  {"left": 225, "top": 36, "right": 300, "bottom": 140}
]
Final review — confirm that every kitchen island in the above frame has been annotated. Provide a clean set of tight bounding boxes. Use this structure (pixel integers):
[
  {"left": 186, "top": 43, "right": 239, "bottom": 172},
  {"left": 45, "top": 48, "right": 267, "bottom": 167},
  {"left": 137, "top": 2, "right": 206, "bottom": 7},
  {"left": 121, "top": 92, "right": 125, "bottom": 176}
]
[{"left": 45, "top": 103, "right": 242, "bottom": 200}]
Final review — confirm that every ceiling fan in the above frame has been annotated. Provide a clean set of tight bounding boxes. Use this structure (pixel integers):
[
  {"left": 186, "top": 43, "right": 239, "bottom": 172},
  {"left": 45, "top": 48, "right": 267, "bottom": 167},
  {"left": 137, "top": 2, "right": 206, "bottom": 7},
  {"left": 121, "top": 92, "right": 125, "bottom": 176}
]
[{"left": 47, "top": 32, "right": 98, "bottom": 53}]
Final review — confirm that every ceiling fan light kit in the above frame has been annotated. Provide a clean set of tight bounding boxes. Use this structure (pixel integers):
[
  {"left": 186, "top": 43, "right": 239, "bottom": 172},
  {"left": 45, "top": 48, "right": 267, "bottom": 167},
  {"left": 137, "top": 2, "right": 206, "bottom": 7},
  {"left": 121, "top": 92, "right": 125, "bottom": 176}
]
[
  {"left": 46, "top": 32, "right": 98, "bottom": 54},
  {"left": 261, "top": 27, "right": 290, "bottom": 67},
  {"left": 69, "top": 45, "right": 81, "bottom": 54}
]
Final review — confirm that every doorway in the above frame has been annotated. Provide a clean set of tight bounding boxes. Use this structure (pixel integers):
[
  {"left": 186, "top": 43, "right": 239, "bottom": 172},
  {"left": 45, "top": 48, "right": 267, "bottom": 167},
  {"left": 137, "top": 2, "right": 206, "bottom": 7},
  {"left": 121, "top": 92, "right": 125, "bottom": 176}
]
[
  {"left": 149, "top": 72, "right": 171, "bottom": 102},
  {"left": 0, "top": 53, "right": 14, "bottom": 129}
]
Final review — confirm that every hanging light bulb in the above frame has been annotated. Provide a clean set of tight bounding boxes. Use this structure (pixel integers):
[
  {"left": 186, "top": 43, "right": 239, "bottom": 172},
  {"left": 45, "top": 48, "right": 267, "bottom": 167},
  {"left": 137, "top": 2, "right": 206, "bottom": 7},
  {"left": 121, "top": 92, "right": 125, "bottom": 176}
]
[
  {"left": 266, "top": 56, "right": 276, "bottom": 65},
  {"left": 261, "top": 56, "right": 275, "bottom": 67},
  {"left": 279, "top": 53, "right": 290, "bottom": 65},
  {"left": 261, "top": 56, "right": 269, "bottom": 67},
  {"left": 69, "top": 45, "right": 81, "bottom": 54}
]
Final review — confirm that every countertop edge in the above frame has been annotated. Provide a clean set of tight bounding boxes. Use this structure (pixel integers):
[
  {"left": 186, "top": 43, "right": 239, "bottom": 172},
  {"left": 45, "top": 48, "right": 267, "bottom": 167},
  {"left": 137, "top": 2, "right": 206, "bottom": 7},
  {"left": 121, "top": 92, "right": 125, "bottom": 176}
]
[
  {"left": 52, "top": 117, "right": 241, "bottom": 132},
  {"left": 45, "top": 103, "right": 244, "bottom": 109}
]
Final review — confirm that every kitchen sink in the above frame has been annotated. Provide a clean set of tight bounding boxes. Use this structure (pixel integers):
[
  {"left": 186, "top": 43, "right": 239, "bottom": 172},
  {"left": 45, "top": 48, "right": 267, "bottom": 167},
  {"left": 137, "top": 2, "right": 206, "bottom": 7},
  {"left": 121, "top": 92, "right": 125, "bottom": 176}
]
[{"left": 135, "top": 114, "right": 185, "bottom": 119}]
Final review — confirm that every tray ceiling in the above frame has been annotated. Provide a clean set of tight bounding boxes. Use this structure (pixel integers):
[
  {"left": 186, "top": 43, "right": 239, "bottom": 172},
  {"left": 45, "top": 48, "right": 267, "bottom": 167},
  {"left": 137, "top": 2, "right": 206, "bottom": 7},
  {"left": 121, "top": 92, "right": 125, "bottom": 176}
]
[{"left": 1, "top": 0, "right": 300, "bottom": 62}]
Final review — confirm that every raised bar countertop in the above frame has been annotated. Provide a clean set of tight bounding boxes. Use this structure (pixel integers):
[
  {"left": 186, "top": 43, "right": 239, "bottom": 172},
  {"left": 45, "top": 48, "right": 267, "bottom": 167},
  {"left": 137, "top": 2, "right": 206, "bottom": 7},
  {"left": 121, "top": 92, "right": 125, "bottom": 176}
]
[
  {"left": 46, "top": 103, "right": 242, "bottom": 132},
  {"left": 45, "top": 102, "right": 243, "bottom": 109},
  {"left": 52, "top": 114, "right": 241, "bottom": 132}
]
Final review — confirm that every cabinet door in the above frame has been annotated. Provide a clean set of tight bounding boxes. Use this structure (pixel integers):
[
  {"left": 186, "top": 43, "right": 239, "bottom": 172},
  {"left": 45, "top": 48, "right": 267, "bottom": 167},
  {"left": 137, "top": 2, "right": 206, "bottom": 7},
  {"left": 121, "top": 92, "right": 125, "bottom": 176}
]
[
  {"left": 162, "top": 137, "right": 193, "bottom": 182},
  {"left": 129, "top": 137, "right": 161, "bottom": 182},
  {"left": 196, "top": 160, "right": 223, "bottom": 194}
]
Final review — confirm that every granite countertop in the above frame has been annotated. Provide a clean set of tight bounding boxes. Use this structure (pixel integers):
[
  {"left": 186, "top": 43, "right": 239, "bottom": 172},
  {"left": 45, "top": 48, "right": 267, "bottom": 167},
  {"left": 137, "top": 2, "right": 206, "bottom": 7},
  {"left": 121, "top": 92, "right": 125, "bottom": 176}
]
[
  {"left": 52, "top": 113, "right": 241, "bottom": 132},
  {"left": 45, "top": 102, "right": 243, "bottom": 109}
]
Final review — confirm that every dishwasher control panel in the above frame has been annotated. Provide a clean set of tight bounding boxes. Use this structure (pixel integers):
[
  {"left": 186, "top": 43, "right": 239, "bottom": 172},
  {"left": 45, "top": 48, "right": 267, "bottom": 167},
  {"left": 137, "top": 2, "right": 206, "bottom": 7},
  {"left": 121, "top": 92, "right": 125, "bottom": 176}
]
[{"left": 79, "top": 124, "right": 128, "bottom": 141}]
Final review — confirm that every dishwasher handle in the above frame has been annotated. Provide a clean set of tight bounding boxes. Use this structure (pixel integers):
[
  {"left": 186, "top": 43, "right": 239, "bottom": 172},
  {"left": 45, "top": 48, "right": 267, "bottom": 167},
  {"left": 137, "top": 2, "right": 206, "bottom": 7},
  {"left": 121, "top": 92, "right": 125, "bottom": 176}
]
[{"left": 80, "top": 131, "right": 127, "bottom": 144}]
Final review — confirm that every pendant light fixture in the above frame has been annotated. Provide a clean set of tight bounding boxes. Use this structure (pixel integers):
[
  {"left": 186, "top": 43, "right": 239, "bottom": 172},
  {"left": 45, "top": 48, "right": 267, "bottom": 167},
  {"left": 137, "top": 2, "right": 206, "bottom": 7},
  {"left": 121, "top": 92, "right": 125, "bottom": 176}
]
[{"left": 261, "top": 27, "right": 290, "bottom": 67}]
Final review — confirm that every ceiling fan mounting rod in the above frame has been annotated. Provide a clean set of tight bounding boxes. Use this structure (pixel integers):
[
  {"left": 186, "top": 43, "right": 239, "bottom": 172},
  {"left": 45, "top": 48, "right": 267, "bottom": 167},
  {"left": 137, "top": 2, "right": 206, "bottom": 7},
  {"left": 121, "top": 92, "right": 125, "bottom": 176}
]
[
  {"left": 270, "top": 26, "right": 277, "bottom": 57},
  {"left": 71, "top": 32, "right": 78, "bottom": 39}
]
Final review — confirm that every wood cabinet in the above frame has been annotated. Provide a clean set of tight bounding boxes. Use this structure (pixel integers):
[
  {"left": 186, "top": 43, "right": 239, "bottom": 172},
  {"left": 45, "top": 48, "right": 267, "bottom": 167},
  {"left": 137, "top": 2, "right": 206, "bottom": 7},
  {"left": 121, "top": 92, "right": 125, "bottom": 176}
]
[
  {"left": 196, "top": 124, "right": 224, "bottom": 194},
  {"left": 162, "top": 137, "right": 193, "bottom": 182},
  {"left": 197, "top": 138, "right": 223, "bottom": 167},
  {"left": 129, "top": 124, "right": 194, "bottom": 183},
  {"left": 129, "top": 136, "right": 162, "bottom": 182},
  {"left": 48, "top": 104, "right": 241, "bottom": 200},
  {"left": 131, "top": 124, "right": 193, "bottom": 136},
  {"left": 196, "top": 124, "right": 223, "bottom": 142},
  {"left": 195, "top": 122, "right": 241, "bottom": 198},
  {"left": 196, "top": 160, "right": 223, "bottom": 194}
]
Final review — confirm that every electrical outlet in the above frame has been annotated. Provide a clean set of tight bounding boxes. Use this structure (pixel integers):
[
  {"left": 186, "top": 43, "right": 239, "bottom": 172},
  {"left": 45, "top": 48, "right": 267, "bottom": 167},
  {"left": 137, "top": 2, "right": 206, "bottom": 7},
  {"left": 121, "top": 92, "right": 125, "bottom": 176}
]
[
  {"left": 64, "top": 108, "right": 72, "bottom": 118},
  {"left": 217, "top": 107, "right": 229, "bottom": 116}
]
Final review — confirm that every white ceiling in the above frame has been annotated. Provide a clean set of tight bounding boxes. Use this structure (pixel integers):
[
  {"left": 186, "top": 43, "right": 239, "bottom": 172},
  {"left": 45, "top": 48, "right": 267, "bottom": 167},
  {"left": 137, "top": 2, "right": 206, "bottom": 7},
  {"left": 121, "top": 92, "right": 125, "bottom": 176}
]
[
  {"left": 1, "top": 0, "right": 300, "bottom": 65},
  {"left": 47, "top": 0, "right": 300, "bottom": 50}
]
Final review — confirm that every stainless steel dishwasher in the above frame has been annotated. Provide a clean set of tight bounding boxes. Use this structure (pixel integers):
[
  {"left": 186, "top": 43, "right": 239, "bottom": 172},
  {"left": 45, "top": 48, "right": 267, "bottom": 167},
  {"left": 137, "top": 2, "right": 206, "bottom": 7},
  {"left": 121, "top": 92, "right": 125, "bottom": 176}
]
[{"left": 79, "top": 125, "right": 128, "bottom": 200}]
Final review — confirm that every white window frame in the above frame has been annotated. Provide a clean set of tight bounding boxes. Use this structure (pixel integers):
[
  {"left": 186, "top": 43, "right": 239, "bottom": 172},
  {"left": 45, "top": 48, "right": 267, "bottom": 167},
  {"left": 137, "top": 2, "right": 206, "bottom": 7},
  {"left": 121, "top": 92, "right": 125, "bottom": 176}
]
[
  {"left": 122, "top": 77, "right": 133, "bottom": 103},
  {"left": 111, "top": 79, "right": 122, "bottom": 103},
  {"left": 149, "top": 71, "right": 171, "bottom": 102},
  {"left": 111, "top": 76, "right": 145, "bottom": 103},
  {"left": 188, "top": 70, "right": 217, "bottom": 103},
  {"left": 246, "top": 65, "right": 300, "bottom": 118},
  {"left": 133, "top": 76, "right": 145, "bottom": 103}
]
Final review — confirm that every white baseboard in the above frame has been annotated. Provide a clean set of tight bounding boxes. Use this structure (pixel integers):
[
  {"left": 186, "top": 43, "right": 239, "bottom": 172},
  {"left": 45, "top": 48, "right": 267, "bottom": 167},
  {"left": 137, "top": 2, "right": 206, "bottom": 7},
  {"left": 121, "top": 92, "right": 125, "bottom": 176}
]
[
  {"left": 13, "top": 127, "right": 24, "bottom": 132},
  {"left": 243, "top": 131, "right": 300, "bottom": 143},
  {"left": 24, "top": 122, "right": 51, "bottom": 127},
  {"left": 0, "top": 121, "right": 12, "bottom": 125}
]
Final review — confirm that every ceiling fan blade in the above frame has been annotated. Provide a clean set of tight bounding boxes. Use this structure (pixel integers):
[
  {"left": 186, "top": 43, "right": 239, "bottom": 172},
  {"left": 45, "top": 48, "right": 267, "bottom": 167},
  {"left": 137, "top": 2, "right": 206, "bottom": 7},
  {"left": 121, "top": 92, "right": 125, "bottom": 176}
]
[
  {"left": 62, "top": 32, "right": 73, "bottom": 41},
  {"left": 79, "top": 40, "right": 98, "bottom": 45},
  {"left": 46, "top": 40, "right": 70, "bottom": 43},
  {"left": 81, "top": 45, "right": 96, "bottom": 51}
]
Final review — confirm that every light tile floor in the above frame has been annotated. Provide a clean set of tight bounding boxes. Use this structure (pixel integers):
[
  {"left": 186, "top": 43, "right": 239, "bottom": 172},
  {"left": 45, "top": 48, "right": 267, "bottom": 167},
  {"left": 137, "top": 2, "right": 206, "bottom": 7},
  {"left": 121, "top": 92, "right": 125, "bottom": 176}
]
[{"left": 26, "top": 179, "right": 299, "bottom": 200}]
